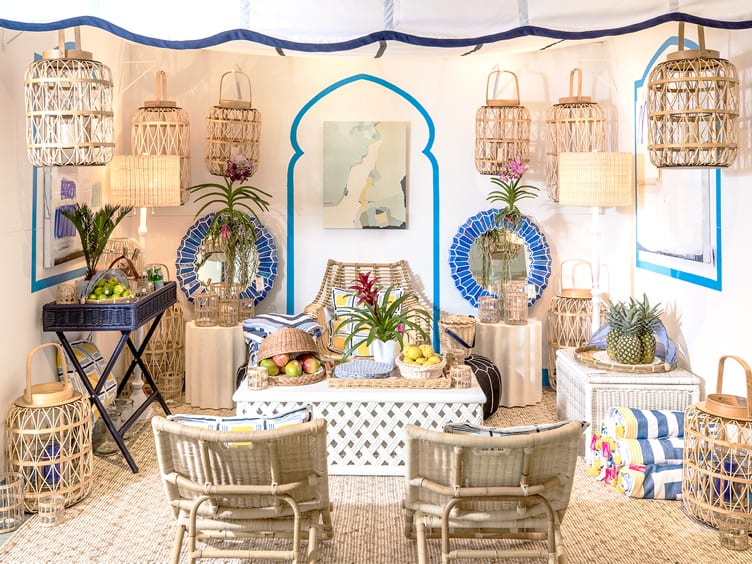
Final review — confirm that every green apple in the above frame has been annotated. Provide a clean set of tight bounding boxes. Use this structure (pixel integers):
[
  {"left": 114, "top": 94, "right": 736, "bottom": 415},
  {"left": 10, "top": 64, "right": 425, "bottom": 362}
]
[
  {"left": 284, "top": 359, "right": 303, "bottom": 377},
  {"left": 258, "top": 358, "right": 279, "bottom": 376}
]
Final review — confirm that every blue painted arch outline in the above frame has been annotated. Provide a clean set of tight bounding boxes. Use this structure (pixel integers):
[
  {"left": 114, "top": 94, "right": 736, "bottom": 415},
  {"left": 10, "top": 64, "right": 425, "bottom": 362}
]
[{"left": 287, "top": 73, "right": 440, "bottom": 346}]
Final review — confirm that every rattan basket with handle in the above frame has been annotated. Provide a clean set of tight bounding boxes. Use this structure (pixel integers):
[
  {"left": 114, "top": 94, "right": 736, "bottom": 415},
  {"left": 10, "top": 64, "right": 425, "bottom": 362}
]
[{"left": 257, "top": 328, "right": 325, "bottom": 386}]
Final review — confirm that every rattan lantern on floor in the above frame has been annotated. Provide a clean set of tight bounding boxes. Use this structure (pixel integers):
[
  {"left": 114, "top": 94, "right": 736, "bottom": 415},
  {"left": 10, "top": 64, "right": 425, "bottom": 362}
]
[
  {"left": 131, "top": 71, "right": 190, "bottom": 203},
  {"left": 545, "top": 68, "right": 606, "bottom": 202},
  {"left": 475, "top": 70, "right": 530, "bottom": 175},
  {"left": 205, "top": 71, "right": 261, "bottom": 176},
  {"left": 24, "top": 27, "right": 114, "bottom": 167},
  {"left": 647, "top": 23, "right": 739, "bottom": 168}
]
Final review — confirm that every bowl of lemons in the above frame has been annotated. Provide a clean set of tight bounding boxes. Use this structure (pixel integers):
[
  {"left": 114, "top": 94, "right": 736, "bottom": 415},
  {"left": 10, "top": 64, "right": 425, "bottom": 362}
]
[{"left": 396, "top": 343, "right": 446, "bottom": 379}]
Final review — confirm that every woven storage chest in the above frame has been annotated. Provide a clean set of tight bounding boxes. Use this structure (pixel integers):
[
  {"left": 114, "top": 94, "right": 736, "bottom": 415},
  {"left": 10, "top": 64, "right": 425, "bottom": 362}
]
[{"left": 556, "top": 349, "right": 702, "bottom": 459}]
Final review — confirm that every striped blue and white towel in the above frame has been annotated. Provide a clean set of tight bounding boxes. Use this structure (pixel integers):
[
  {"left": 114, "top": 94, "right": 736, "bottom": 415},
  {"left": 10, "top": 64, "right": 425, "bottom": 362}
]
[
  {"left": 615, "top": 437, "right": 684, "bottom": 466},
  {"left": 619, "top": 463, "right": 683, "bottom": 500},
  {"left": 605, "top": 407, "right": 684, "bottom": 440}
]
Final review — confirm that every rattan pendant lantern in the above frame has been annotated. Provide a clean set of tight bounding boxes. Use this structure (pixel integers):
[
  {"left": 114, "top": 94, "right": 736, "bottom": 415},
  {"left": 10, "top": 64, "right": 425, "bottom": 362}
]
[
  {"left": 475, "top": 70, "right": 530, "bottom": 175},
  {"left": 24, "top": 27, "right": 114, "bottom": 167},
  {"left": 647, "top": 23, "right": 739, "bottom": 168},
  {"left": 131, "top": 70, "right": 190, "bottom": 203},
  {"left": 545, "top": 68, "right": 606, "bottom": 202},
  {"left": 205, "top": 71, "right": 261, "bottom": 176}
]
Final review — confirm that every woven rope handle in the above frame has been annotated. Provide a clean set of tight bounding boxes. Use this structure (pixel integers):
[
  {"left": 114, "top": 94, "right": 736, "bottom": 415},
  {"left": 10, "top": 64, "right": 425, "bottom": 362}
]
[
  {"left": 716, "top": 355, "right": 752, "bottom": 417},
  {"left": 485, "top": 70, "right": 520, "bottom": 106},
  {"left": 559, "top": 259, "right": 593, "bottom": 291},
  {"left": 569, "top": 68, "right": 583, "bottom": 98},
  {"left": 219, "top": 71, "right": 253, "bottom": 107},
  {"left": 57, "top": 27, "right": 82, "bottom": 52},
  {"left": 24, "top": 343, "right": 69, "bottom": 405}
]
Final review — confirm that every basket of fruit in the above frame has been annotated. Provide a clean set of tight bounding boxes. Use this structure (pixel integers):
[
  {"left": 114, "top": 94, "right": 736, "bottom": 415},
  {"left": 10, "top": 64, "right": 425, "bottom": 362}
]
[
  {"left": 396, "top": 343, "right": 446, "bottom": 380},
  {"left": 257, "top": 328, "right": 325, "bottom": 386},
  {"left": 84, "top": 269, "right": 135, "bottom": 303}
]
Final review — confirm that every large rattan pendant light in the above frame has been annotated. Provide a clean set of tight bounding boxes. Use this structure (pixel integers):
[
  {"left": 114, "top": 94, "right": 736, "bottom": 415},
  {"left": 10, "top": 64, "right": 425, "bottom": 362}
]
[
  {"left": 545, "top": 68, "right": 606, "bottom": 202},
  {"left": 205, "top": 70, "right": 261, "bottom": 177},
  {"left": 24, "top": 27, "right": 114, "bottom": 167},
  {"left": 475, "top": 70, "right": 530, "bottom": 175},
  {"left": 647, "top": 23, "right": 739, "bottom": 168},
  {"left": 131, "top": 70, "right": 190, "bottom": 203}
]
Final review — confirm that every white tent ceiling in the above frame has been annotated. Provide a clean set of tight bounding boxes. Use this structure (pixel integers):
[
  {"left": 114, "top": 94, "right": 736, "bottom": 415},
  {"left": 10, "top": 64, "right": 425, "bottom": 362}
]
[{"left": 2, "top": 1, "right": 751, "bottom": 57}]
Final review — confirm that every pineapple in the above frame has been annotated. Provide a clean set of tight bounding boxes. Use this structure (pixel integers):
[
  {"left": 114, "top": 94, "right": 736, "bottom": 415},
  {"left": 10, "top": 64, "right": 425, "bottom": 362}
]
[
  {"left": 638, "top": 294, "right": 663, "bottom": 363},
  {"left": 605, "top": 302, "right": 625, "bottom": 360},
  {"left": 615, "top": 301, "right": 643, "bottom": 364}
]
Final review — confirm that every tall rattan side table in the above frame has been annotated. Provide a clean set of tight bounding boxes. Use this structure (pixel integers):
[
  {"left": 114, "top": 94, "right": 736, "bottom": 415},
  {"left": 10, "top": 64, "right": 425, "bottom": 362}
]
[{"left": 42, "top": 282, "right": 177, "bottom": 473}]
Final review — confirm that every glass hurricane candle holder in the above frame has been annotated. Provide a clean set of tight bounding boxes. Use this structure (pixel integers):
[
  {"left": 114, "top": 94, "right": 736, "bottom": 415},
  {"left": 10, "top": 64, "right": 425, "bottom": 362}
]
[{"left": 503, "top": 281, "right": 528, "bottom": 325}]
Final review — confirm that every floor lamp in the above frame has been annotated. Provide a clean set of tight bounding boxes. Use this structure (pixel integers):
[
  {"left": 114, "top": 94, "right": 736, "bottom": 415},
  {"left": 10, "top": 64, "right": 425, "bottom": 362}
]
[
  {"left": 557, "top": 152, "right": 634, "bottom": 335},
  {"left": 110, "top": 155, "right": 182, "bottom": 418}
]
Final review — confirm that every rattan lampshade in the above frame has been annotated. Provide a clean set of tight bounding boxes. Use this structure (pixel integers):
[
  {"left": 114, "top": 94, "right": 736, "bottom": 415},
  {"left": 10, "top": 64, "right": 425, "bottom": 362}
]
[
  {"left": 205, "top": 71, "right": 261, "bottom": 177},
  {"left": 475, "top": 70, "right": 530, "bottom": 175},
  {"left": 647, "top": 23, "right": 739, "bottom": 168},
  {"left": 558, "top": 152, "right": 634, "bottom": 207},
  {"left": 24, "top": 27, "right": 114, "bottom": 167},
  {"left": 131, "top": 71, "right": 190, "bottom": 203},
  {"left": 546, "top": 68, "right": 606, "bottom": 202},
  {"left": 109, "top": 155, "right": 182, "bottom": 207}
]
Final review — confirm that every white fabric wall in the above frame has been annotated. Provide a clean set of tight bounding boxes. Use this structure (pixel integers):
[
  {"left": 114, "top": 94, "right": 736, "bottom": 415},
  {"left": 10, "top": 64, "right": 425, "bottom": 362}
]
[{"left": 1, "top": 22, "right": 750, "bottom": 465}]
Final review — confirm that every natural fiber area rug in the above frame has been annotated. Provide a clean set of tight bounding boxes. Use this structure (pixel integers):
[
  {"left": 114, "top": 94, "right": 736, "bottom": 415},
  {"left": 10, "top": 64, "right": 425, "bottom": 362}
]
[{"left": 0, "top": 390, "right": 747, "bottom": 563}]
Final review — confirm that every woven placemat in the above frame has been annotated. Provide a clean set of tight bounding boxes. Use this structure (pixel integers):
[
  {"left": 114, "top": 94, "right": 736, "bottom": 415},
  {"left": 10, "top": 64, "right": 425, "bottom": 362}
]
[{"left": 574, "top": 345, "right": 674, "bottom": 373}]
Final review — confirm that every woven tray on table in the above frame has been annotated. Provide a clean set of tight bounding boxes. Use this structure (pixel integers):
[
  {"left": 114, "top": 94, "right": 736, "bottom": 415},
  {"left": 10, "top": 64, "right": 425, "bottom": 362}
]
[
  {"left": 328, "top": 356, "right": 451, "bottom": 389},
  {"left": 257, "top": 327, "right": 326, "bottom": 386}
]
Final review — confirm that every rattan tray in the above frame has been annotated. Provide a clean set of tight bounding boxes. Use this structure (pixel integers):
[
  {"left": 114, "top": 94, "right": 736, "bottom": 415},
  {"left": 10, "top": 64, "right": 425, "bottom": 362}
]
[
  {"left": 327, "top": 373, "right": 451, "bottom": 389},
  {"left": 269, "top": 368, "right": 325, "bottom": 387},
  {"left": 574, "top": 345, "right": 674, "bottom": 373}
]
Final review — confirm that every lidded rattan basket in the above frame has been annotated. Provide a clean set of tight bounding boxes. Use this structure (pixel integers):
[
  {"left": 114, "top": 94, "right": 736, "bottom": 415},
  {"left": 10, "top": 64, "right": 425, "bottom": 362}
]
[
  {"left": 131, "top": 70, "right": 190, "bottom": 203},
  {"left": 205, "top": 70, "right": 261, "bottom": 177},
  {"left": 258, "top": 328, "right": 317, "bottom": 361},
  {"left": 475, "top": 70, "right": 530, "bottom": 175},
  {"left": 5, "top": 343, "right": 92, "bottom": 512},
  {"left": 647, "top": 23, "right": 739, "bottom": 168},
  {"left": 683, "top": 355, "right": 752, "bottom": 528},
  {"left": 545, "top": 68, "right": 606, "bottom": 202}
]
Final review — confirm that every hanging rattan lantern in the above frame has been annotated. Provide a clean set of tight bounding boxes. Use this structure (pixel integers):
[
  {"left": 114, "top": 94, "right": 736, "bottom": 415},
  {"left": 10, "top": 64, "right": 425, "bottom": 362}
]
[
  {"left": 647, "top": 23, "right": 739, "bottom": 168},
  {"left": 475, "top": 70, "right": 530, "bottom": 175},
  {"left": 205, "top": 71, "right": 261, "bottom": 177},
  {"left": 131, "top": 70, "right": 190, "bottom": 203},
  {"left": 545, "top": 68, "right": 606, "bottom": 202},
  {"left": 24, "top": 27, "right": 114, "bottom": 167}
]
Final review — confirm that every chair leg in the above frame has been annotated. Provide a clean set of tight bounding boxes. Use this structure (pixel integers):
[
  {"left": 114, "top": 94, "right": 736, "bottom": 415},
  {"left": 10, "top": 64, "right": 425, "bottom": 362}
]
[
  {"left": 415, "top": 512, "right": 428, "bottom": 564},
  {"left": 171, "top": 523, "right": 185, "bottom": 564},
  {"left": 307, "top": 521, "right": 320, "bottom": 564}
]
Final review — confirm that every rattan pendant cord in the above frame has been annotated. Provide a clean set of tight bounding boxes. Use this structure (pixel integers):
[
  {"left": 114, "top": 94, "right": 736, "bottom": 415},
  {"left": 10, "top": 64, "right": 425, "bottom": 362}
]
[
  {"left": 647, "top": 23, "right": 739, "bottom": 168},
  {"left": 475, "top": 70, "right": 530, "bottom": 175},
  {"left": 205, "top": 70, "right": 261, "bottom": 176},
  {"left": 131, "top": 71, "right": 190, "bottom": 203},
  {"left": 24, "top": 27, "right": 114, "bottom": 167},
  {"left": 545, "top": 68, "right": 606, "bottom": 202}
]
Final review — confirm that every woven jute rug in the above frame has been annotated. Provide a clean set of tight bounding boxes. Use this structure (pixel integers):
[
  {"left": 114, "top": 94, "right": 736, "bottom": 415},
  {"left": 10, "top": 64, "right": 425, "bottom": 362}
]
[{"left": 0, "top": 390, "right": 747, "bottom": 563}]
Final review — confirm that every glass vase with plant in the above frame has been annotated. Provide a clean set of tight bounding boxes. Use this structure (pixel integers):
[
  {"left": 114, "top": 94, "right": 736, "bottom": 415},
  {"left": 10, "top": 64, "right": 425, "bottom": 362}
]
[
  {"left": 339, "top": 272, "right": 432, "bottom": 362},
  {"left": 188, "top": 154, "right": 272, "bottom": 287},
  {"left": 482, "top": 157, "right": 539, "bottom": 290},
  {"left": 61, "top": 203, "right": 133, "bottom": 280}
]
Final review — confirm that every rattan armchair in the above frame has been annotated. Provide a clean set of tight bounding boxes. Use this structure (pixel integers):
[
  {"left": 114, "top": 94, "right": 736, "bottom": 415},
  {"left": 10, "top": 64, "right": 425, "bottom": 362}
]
[
  {"left": 152, "top": 417, "right": 333, "bottom": 564},
  {"left": 403, "top": 420, "right": 586, "bottom": 564},
  {"left": 304, "top": 258, "right": 433, "bottom": 364}
]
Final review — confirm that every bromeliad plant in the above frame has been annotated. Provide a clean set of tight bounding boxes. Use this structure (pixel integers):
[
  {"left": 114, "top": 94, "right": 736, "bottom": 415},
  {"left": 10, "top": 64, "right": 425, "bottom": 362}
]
[
  {"left": 189, "top": 154, "right": 272, "bottom": 286},
  {"left": 340, "top": 272, "right": 432, "bottom": 360}
]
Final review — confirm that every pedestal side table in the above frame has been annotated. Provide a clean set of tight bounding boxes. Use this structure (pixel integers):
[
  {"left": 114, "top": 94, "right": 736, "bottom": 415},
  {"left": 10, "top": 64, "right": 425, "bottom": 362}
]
[{"left": 473, "top": 319, "right": 542, "bottom": 407}]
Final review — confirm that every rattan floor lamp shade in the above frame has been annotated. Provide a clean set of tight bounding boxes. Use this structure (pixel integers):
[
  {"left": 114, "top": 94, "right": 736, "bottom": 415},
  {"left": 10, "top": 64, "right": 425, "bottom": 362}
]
[
  {"left": 205, "top": 71, "right": 261, "bottom": 176},
  {"left": 475, "top": 70, "right": 530, "bottom": 175},
  {"left": 546, "top": 68, "right": 606, "bottom": 202},
  {"left": 131, "top": 71, "right": 190, "bottom": 203},
  {"left": 24, "top": 27, "right": 114, "bottom": 167},
  {"left": 647, "top": 23, "right": 739, "bottom": 168}
]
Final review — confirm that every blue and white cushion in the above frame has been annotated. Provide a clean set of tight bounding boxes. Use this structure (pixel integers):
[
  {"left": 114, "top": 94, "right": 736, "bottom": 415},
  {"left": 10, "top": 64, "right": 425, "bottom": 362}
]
[{"left": 445, "top": 419, "right": 585, "bottom": 437}]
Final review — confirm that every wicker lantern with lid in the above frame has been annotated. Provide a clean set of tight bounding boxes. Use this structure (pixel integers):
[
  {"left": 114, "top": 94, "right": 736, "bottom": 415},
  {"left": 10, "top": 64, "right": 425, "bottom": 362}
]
[
  {"left": 647, "top": 23, "right": 739, "bottom": 168},
  {"left": 475, "top": 70, "right": 530, "bottom": 175},
  {"left": 24, "top": 27, "right": 114, "bottom": 167},
  {"left": 205, "top": 71, "right": 261, "bottom": 177},
  {"left": 545, "top": 68, "right": 606, "bottom": 202},
  {"left": 131, "top": 71, "right": 190, "bottom": 203}
]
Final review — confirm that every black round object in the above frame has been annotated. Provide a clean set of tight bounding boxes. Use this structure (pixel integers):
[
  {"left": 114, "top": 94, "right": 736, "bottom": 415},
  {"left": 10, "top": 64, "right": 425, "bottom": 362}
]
[{"left": 464, "top": 354, "right": 502, "bottom": 418}]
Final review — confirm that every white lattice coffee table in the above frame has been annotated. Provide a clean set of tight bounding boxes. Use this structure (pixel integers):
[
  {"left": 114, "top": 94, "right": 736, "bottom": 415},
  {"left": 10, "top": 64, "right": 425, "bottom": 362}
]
[{"left": 232, "top": 378, "right": 485, "bottom": 475}]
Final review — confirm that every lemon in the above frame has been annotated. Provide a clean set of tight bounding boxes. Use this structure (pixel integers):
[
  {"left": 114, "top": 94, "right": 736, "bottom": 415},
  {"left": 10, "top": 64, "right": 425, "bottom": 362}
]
[
  {"left": 419, "top": 344, "right": 434, "bottom": 358},
  {"left": 403, "top": 345, "right": 421, "bottom": 361},
  {"left": 424, "top": 355, "right": 442, "bottom": 366}
]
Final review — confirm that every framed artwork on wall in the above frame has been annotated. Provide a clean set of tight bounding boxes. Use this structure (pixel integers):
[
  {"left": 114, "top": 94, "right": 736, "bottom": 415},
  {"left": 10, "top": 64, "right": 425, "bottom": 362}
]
[
  {"left": 31, "top": 165, "right": 104, "bottom": 291},
  {"left": 634, "top": 37, "right": 722, "bottom": 291},
  {"left": 323, "top": 121, "right": 407, "bottom": 229}
]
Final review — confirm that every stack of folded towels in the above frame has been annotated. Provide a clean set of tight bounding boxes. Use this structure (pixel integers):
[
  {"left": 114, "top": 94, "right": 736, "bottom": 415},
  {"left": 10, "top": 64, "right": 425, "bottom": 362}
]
[{"left": 587, "top": 407, "right": 685, "bottom": 500}]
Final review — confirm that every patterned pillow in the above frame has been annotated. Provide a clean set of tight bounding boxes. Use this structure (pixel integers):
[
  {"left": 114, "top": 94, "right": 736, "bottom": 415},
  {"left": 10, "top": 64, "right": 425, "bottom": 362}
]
[
  {"left": 166, "top": 415, "right": 221, "bottom": 430},
  {"left": 56, "top": 340, "right": 118, "bottom": 421},
  {"left": 444, "top": 419, "right": 585, "bottom": 437},
  {"left": 329, "top": 287, "right": 403, "bottom": 357},
  {"left": 168, "top": 405, "right": 313, "bottom": 434}
]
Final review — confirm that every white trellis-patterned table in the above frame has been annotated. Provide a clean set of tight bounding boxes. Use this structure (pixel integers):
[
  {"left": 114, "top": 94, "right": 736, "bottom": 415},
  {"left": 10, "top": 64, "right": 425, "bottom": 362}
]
[{"left": 232, "top": 377, "right": 486, "bottom": 476}]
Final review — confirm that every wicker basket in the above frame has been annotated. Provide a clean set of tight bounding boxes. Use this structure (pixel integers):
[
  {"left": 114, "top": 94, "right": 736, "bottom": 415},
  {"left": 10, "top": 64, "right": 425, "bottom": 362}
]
[
  {"left": 258, "top": 328, "right": 324, "bottom": 386},
  {"left": 683, "top": 355, "right": 752, "bottom": 528},
  {"left": 396, "top": 354, "right": 446, "bottom": 380},
  {"left": 438, "top": 315, "right": 476, "bottom": 353},
  {"left": 327, "top": 373, "right": 451, "bottom": 389}
]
